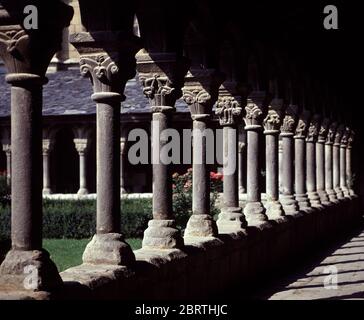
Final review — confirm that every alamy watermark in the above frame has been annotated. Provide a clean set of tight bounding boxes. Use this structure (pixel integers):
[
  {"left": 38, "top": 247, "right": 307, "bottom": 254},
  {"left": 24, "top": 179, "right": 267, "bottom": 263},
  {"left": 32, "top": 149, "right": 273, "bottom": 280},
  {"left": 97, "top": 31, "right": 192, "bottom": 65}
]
[
  {"left": 323, "top": 5, "right": 339, "bottom": 30},
  {"left": 127, "top": 122, "right": 237, "bottom": 175},
  {"left": 23, "top": 5, "right": 38, "bottom": 30}
]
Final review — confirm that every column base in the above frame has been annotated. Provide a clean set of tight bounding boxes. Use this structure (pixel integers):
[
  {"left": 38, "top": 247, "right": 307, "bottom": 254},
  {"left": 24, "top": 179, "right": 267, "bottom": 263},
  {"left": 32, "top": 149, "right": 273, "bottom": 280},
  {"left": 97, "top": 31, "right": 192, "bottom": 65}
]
[
  {"left": 334, "top": 187, "right": 345, "bottom": 200},
  {"left": 142, "top": 219, "right": 183, "bottom": 249},
  {"left": 82, "top": 233, "right": 135, "bottom": 266},
  {"left": 184, "top": 214, "right": 218, "bottom": 238},
  {"left": 295, "top": 193, "right": 312, "bottom": 211},
  {"left": 342, "top": 187, "right": 351, "bottom": 199},
  {"left": 280, "top": 195, "right": 300, "bottom": 215},
  {"left": 217, "top": 207, "right": 247, "bottom": 232},
  {"left": 327, "top": 189, "right": 340, "bottom": 203},
  {"left": 307, "top": 191, "right": 323, "bottom": 208},
  {"left": 317, "top": 190, "right": 332, "bottom": 206},
  {"left": 265, "top": 200, "right": 285, "bottom": 220},
  {"left": 42, "top": 188, "right": 52, "bottom": 195},
  {"left": 349, "top": 189, "right": 358, "bottom": 198},
  {"left": 120, "top": 187, "right": 127, "bottom": 194},
  {"left": 77, "top": 188, "right": 89, "bottom": 196},
  {"left": 239, "top": 187, "right": 246, "bottom": 194},
  {"left": 243, "top": 202, "right": 269, "bottom": 227},
  {"left": 0, "top": 249, "right": 62, "bottom": 291}
]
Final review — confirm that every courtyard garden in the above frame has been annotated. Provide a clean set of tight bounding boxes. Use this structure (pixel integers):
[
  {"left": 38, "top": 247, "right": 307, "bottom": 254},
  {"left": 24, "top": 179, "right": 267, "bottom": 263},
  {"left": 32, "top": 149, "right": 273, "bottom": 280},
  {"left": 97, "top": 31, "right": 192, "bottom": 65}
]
[{"left": 0, "top": 171, "right": 223, "bottom": 272}]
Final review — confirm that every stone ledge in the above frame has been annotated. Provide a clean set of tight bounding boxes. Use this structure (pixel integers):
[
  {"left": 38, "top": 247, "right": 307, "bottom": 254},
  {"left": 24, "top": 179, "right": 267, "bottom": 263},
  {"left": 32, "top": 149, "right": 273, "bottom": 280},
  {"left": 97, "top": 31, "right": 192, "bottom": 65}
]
[{"left": 0, "top": 199, "right": 361, "bottom": 300}]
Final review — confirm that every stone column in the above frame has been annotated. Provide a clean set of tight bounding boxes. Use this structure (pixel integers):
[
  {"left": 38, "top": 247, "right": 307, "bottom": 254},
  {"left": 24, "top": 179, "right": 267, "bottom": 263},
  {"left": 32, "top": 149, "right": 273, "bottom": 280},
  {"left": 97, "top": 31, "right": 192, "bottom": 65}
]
[
  {"left": 137, "top": 52, "right": 188, "bottom": 248},
  {"left": 74, "top": 138, "right": 89, "bottom": 196},
  {"left": 279, "top": 105, "right": 300, "bottom": 215},
  {"left": 263, "top": 98, "right": 284, "bottom": 219},
  {"left": 316, "top": 118, "right": 331, "bottom": 205},
  {"left": 325, "top": 122, "right": 339, "bottom": 202},
  {"left": 340, "top": 127, "right": 351, "bottom": 198},
  {"left": 333, "top": 125, "right": 345, "bottom": 200},
  {"left": 306, "top": 115, "right": 322, "bottom": 207},
  {"left": 182, "top": 69, "right": 224, "bottom": 237},
  {"left": 243, "top": 91, "right": 269, "bottom": 226},
  {"left": 120, "top": 137, "right": 127, "bottom": 194},
  {"left": 42, "top": 139, "right": 54, "bottom": 195},
  {"left": 2, "top": 144, "right": 11, "bottom": 186},
  {"left": 294, "top": 110, "right": 312, "bottom": 211},
  {"left": 0, "top": 2, "right": 73, "bottom": 290},
  {"left": 346, "top": 130, "right": 356, "bottom": 197},
  {"left": 278, "top": 139, "right": 283, "bottom": 194},
  {"left": 70, "top": 31, "right": 140, "bottom": 265},
  {"left": 238, "top": 134, "right": 246, "bottom": 194},
  {"left": 215, "top": 84, "right": 247, "bottom": 231}
]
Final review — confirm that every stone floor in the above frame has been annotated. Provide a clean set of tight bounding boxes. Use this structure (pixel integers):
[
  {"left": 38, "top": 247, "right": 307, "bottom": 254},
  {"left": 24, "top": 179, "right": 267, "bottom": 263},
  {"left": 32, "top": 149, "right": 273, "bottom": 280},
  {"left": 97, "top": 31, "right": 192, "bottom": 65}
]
[{"left": 254, "top": 227, "right": 364, "bottom": 300}]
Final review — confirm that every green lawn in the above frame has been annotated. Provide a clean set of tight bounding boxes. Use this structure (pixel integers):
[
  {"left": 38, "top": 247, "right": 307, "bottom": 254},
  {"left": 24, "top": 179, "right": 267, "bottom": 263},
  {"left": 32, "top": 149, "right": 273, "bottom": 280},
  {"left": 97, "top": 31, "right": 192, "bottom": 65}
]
[{"left": 43, "top": 238, "right": 142, "bottom": 272}]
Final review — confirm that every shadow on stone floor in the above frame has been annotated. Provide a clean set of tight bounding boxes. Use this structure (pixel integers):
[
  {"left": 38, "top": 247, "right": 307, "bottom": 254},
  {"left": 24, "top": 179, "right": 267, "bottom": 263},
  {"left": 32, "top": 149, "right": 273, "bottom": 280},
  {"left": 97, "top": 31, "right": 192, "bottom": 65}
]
[{"left": 243, "top": 221, "right": 364, "bottom": 300}]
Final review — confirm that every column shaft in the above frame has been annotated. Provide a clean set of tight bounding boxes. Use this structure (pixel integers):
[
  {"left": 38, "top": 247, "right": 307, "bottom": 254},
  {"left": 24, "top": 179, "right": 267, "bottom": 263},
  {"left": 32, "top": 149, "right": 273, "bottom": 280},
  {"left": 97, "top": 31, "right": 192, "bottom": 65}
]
[
  {"left": 246, "top": 129, "right": 260, "bottom": 203},
  {"left": 325, "top": 143, "right": 337, "bottom": 202},
  {"left": 280, "top": 134, "right": 299, "bottom": 214},
  {"left": 294, "top": 137, "right": 311, "bottom": 210},
  {"left": 281, "top": 136, "right": 294, "bottom": 195},
  {"left": 223, "top": 126, "right": 238, "bottom": 208},
  {"left": 96, "top": 101, "right": 120, "bottom": 234},
  {"left": 346, "top": 146, "right": 355, "bottom": 196},
  {"left": 238, "top": 143, "right": 246, "bottom": 194},
  {"left": 11, "top": 84, "right": 43, "bottom": 250},
  {"left": 265, "top": 133, "right": 279, "bottom": 201},
  {"left": 340, "top": 145, "right": 349, "bottom": 197},
  {"left": 192, "top": 118, "right": 210, "bottom": 215},
  {"left": 43, "top": 150, "right": 51, "bottom": 194},
  {"left": 120, "top": 139, "right": 126, "bottom": 193},
  {"left": 265, "top": 130, "right": 284, "bottom": 219},
  {"left": 152, "top": 111, "right": 173, "bottom": 219},
  {"left": 306, "top": 141, "right": 321, "bottom": 207},
  {"left": 333, "top": 144, "right": 344, "bottom": 199},
  {"left": 316, "top": 141, "right": 330, "bottom": 204}
]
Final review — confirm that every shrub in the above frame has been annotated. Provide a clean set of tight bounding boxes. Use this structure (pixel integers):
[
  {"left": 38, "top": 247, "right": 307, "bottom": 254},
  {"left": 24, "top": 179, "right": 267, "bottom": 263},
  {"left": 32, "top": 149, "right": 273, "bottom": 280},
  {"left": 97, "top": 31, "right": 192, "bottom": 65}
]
[
  {"left": 0, "top": 198, "right": 152, "bottom": 240},
  {"left": 172, "top": 168, "right": 222, "bottom": 229}
]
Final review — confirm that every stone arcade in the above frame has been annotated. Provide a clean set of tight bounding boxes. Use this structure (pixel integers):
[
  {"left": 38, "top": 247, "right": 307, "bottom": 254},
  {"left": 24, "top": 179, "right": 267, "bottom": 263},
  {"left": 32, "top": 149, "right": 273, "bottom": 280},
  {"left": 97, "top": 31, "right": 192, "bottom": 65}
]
[{"left": 0, "top": 1, "right": 362, "bottom": 300}]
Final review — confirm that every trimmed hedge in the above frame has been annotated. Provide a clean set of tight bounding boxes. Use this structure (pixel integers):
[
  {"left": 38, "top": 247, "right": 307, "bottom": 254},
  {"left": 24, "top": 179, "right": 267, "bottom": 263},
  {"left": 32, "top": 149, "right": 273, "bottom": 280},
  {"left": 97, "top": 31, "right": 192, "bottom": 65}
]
[{"left": 0, "top": 199, "right": 152, "bottom": 240}]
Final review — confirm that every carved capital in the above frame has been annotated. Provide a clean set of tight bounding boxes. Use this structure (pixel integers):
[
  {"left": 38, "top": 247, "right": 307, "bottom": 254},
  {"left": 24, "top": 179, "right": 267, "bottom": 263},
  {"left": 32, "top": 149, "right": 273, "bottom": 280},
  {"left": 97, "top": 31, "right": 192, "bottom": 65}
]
[
  {"left": 137, "top": 52, "right": 189, "bottom": 109},
  {"left": 2, "top": 144, "right": 11, "bottom": 155},
  {"left": 318, "top": 118, "right": 331, "bottom": 143},
  {"left": 263, "top": 98, "right": 284, "bottom": 132},
  {"left": 326, "top": 121, "right": 338, "bottom": 145},
  {"left": 0, "top": 3, "right": 73, "bottom": 78},
  {"left": 281, "top": 105, "right": 298, "bottom": 135},
  {"left": 182, "top": 68, "right": 225, "bottom": 117},
  {"left": 74, "top": 139, "right": 89, "bottom": 155},
  {"left": 71, "top": 31, "right": 141, "bottom": 97},
  {"left": 306, "top": 114, "right": 321, "bottom": 143},
  {"left": 238, "top": 142, "right": 246, "bottom": 152},
  {"left": 295, "top": 109, "right": 311, "bottom": 139},
  {"left": 120, "top": 138, "right": 127, "bottom": 154},
  {"left": 216, "top": 96, "right": 242, "bottom": 126},
  {"left": 244, "top": 91, "right": 267, "bottom": 128},
  {"left": 334, "top": 124, "right": 345, "bottom": 146},
  {"left": 347, "top": 130, "right": 355, "bottom": 148},
  {"left": 341, "top": 126, "right": 351, "bottom": 147},
  {"left": 42, "top": 139, "right": 54, "bottom": 156}
]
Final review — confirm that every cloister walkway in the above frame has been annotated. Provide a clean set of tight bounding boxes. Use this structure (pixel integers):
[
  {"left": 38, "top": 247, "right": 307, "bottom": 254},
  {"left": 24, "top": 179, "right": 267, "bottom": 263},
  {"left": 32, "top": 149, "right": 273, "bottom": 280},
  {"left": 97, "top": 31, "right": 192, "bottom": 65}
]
[{"left": 252, "top": 221, "right": 364, "bottom": 300}]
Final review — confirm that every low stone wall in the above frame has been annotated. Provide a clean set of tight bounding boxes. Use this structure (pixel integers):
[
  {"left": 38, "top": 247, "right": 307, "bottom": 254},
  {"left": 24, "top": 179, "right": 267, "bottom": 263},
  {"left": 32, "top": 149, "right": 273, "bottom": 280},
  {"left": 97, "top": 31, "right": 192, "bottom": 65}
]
[{"left": 52, "top": 198, "right": 362, "bottom": 300}]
